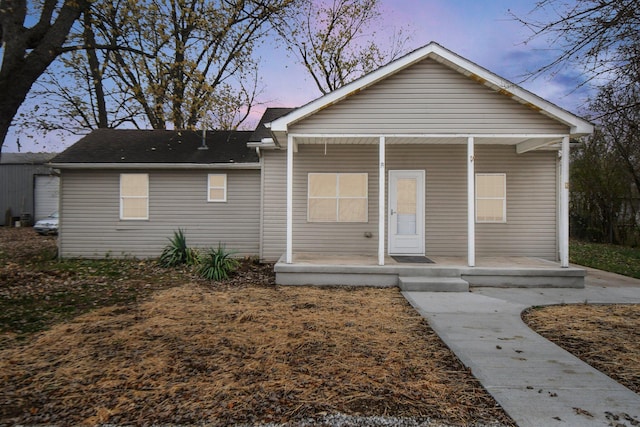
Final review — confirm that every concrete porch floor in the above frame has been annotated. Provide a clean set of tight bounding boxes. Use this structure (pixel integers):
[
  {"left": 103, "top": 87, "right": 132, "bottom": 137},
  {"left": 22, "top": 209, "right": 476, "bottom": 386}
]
[{"left": 274, "top": 253, "right": 586, "bottom": 289}]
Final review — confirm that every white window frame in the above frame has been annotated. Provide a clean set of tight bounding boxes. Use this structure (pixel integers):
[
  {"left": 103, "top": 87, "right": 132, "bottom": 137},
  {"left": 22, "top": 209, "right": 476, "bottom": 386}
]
[
  {"left": 475, "top": 173, "right": 506, "bottom": 223},
  {"left": 207, "top": 174, "right": 227, "bottom": 202},
  {"left": 307, "top": 173, "right": 368, "bottom": 223},
  {"left": 120, "top": 173, "right": 149, "bottom": 220}
]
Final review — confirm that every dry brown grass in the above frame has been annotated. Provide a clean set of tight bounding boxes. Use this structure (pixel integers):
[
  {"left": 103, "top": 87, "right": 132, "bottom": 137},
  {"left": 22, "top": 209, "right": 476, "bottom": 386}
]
[
  {"left": 0, "top": 283, "right": 513, "bottom": 426},
  {"left": 523, "top": 304, "right": 640, "bottom": 394}
]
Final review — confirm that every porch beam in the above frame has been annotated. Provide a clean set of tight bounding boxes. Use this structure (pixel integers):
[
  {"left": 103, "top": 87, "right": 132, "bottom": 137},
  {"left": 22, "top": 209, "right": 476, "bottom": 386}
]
[
  {"left": 516, "top": 138, "right": 559, "bottom": 154},
  {"left": 289, "top": 132, "right": 569, "bottom": 139},
  {"left": 467, "top": 137, "right": 476, "bottom": 267},
  {"left": 286, "top": 134, "right": 293, "bottom": 264},
  {"left": 560, "top": 135, "right": 570, "bottom": 267},
  {"left": 378, "top": 136, "right": 386, "bottom": 266}
]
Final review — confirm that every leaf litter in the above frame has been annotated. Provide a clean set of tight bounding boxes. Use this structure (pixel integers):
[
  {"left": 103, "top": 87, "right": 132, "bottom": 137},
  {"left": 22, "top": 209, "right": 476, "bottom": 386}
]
[{"left": 0, "top": 228, "right": 513, "bottom": 426}]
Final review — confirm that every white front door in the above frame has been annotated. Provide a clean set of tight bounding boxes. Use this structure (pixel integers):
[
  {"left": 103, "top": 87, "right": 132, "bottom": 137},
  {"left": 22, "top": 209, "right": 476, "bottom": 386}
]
[{"left": 388, "top": 170, "right": 425, "bottom": 255}]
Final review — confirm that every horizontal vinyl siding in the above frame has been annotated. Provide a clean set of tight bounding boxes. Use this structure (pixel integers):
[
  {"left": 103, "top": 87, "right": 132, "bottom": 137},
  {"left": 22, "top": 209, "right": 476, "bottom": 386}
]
[
  {"left": 261, "top": 151, "right": 287, "bottom": 261},
  {"left": 59, "top": 169, "right": 260, "bottom": 258},
  {"left": 293, "top": 145, "right": 379, "bottom": 255},
  {"left": 475, "top": 146, "right": 557, "bottom": 259},
  {"left": 386, "top": 145, "right": 468, "bottom": 256},
  {"left": 290, "top": 58, "right": 569, "bottom": 135},
  {"left": 267, "top": 144, "right": 558, "bottom": 259}
]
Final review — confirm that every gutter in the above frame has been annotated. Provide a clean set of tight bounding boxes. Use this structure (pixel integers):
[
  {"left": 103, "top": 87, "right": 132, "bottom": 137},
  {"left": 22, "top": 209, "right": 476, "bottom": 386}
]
[{"left": 50, "top": 162, "right": 262, "bottom": 170}]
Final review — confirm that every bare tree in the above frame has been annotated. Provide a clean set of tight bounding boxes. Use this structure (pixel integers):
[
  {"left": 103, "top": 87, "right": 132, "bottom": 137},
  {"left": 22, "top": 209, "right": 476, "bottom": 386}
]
[
  {"left": 279, "top": 0, "right": 408, "bottom": 94},
  {"left": 20, "top": 0, "right": 296, "bottom": 134},
  {"left": 0, "top": 0, "right": 90, "bottom": 156},
  {"left": 512, "top": 0, "right": 640, "bottom": 112}
]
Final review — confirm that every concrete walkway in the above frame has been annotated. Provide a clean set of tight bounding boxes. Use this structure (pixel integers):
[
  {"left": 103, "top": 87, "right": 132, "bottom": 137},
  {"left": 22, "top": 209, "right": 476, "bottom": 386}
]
[{"left": 403, "top": 267, "right": 640, "bottom": 427}]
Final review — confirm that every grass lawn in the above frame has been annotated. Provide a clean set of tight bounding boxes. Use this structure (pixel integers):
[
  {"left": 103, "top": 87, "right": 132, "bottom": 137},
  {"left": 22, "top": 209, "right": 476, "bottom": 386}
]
[
  {"left": 0, "top": 228, "right": 513, "bottom": 426},
  {"left": 570, "top": 239, "right": 640, "bottom": 279}
]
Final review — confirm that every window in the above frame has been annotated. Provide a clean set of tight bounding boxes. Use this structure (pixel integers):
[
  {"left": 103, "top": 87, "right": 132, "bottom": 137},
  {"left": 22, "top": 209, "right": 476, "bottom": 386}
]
[
  {"left": 308, "top": 173, "right": 368, "bottom": 222},
  {"left": 120, "top": 174, "right": 148, "bottom": 220},
  {"left": 208, "top": 174, "right": 227, "bottom": 202},
  {"left": 476, "top": 173, "right": 506, "bottom": 223}
]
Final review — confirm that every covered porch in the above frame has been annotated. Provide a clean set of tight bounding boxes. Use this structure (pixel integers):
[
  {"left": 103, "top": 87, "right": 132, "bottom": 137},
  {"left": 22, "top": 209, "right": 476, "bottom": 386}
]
[{"left": 278, "top": 133, "right": 573, "bottom": 279}]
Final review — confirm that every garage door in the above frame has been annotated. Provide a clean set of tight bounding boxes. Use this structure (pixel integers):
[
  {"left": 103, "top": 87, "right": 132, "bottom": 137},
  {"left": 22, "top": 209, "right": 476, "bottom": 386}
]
[{"left": 34, "top": 175, "right": 59, "bottom": 221}]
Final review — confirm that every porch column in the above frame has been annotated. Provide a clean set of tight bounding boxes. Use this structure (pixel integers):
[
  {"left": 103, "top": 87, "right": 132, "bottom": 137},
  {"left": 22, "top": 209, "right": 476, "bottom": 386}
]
[
  {"left": 560, "top": 135, "right": 570, "bottom": 267},
  {"left": 378, "top": 136, "right": 386, "bottom": 266},
  {"left": 286, "top": 134, "right": 293, "bottom": 264},
  {"left": 467, "top": 137, "right": 475, "bottom": 267}
]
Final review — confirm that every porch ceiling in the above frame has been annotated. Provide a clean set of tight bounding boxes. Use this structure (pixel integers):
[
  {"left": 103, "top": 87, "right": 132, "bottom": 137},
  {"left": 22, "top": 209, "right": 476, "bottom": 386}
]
[{"left": 292, "top": 135, "right": 563, "bottom": 149}]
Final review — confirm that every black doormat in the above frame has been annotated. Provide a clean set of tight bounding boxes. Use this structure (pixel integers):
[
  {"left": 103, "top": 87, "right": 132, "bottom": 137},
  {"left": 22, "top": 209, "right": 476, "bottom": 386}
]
[{"left": 391, "top": 255, "right": 435, "bottom": 264}]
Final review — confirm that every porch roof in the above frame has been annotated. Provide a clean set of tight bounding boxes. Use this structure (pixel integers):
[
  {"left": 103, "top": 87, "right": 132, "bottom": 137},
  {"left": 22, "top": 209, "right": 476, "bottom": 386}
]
[{"left": 286, "top": 133, "right": 570, "bottom": 153}]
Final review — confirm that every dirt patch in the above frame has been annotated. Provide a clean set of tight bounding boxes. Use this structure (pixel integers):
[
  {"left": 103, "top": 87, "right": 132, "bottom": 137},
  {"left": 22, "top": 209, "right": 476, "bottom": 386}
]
[
  {"left": 523, "top": 304, "right": 640, "bottom": 394},
  {"left": 0, "top": 228, "right": 513, "bottom": 426}
]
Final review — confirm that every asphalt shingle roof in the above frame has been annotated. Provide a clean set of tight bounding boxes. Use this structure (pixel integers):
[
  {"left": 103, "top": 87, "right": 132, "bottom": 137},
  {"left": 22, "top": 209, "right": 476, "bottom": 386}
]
[
  {"left": 249, "top": 108, "right": 295, "bottom": 143},
  {"left": 52, "top": 129, "right": 258, "bottom": 164}
]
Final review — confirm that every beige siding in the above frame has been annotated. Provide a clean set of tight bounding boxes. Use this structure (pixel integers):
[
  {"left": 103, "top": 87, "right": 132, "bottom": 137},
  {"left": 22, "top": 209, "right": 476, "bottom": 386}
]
[
  {"left": 262, "top": 144, "right": 558, "bottom": 260},
  {"left": 293, "top": 145, "right": 380, "bottom": 255},
  {"left": 475, "top": 146, "right": 558, "bottom": 259},
  {"left": 59, "top": 169, "right": 260, "bottom": 258},
  {"left": 290, "top": 58, "right": 569, "bottom": 135},
  {"left": 261, "top": 151, "right": 287, "bottom": 261},
  {"left": 387, "top": 145, "right": 468, "bottom": 256}
]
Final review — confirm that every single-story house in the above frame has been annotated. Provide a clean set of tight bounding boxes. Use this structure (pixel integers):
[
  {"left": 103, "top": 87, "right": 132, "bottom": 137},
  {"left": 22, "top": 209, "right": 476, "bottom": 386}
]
[
  {"left": 1, "top": 152, "right": 59, "bottom": 226},
  {"left": 52, "top": 42, "right": 594, "bottom": 288}
]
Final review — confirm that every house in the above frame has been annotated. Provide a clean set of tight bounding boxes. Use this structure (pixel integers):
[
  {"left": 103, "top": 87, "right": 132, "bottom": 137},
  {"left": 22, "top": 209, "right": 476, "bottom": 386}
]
[
  {"left": 53, "top": 42, "right": 594, "bottom": 288},
  {"left": 0, "top": 152, "right": 59, "bottom": 226}
]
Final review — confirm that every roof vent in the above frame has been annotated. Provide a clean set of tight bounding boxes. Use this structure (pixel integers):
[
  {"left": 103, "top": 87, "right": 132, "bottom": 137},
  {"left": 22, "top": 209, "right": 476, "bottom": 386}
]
[{"left": 198, "top": 128, "right": 209, "bottom": 150}]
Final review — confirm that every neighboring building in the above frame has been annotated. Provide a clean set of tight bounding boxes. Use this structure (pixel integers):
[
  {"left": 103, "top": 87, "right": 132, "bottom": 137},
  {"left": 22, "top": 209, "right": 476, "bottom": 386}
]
[
  {"left": 0, "top": 153, "right": 59, "bottom": 226},
  {"left": 52, "top": 43, "right": 594, "bottom": 287}
]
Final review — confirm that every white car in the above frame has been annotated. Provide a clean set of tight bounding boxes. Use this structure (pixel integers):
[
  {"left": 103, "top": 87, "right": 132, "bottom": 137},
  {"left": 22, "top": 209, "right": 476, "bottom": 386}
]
[{"left": 34, "top": 212, "right": 59, "bottom": 235}]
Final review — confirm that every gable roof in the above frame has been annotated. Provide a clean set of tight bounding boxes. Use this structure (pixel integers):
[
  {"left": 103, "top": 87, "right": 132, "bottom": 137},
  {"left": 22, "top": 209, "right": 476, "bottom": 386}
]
[
  {"left": 52, "top": 129, "right": 258, "bottom": 168},
  {"left": 249, "top": 107, "right": 296, "bottom": 143},
  {"left": 268, "top": 42, "right": 593, "bottom": 137}
]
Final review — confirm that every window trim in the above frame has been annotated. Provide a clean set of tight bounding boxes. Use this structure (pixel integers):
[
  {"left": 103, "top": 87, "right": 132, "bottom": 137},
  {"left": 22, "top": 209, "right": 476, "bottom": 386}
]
[
  {"left": 307, "top": 173, "right": 368, "bottom": 223},
  {"left": 207, "top": 173, "right": 227, "bottom": 203},
  {"left": 475, "top": 173, "right": 506, "bottom": 223},
  {"left": 120, "top": 173, "right": 149, "bottom": 220}
]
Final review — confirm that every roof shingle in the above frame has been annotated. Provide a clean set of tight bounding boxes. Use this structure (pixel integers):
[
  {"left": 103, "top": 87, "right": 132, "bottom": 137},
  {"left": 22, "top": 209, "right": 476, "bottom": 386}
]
[{"left": 52, "top": 129, "right": 258, "bottom": 164}]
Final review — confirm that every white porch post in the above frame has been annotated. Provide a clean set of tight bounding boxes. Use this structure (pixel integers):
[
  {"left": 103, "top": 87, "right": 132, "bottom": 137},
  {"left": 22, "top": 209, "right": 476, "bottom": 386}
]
[
  {"left": 467, "top": 137, "right": 476, "bottom": 267},
  {"left": 560, "top": 135, "right": 570, "bottom": 267},
  {"left": 378, "top": 136, "right": 386, "bottom": 266},
  {"left": 286, "top": 134, "right": 293, "bottom": 264}
]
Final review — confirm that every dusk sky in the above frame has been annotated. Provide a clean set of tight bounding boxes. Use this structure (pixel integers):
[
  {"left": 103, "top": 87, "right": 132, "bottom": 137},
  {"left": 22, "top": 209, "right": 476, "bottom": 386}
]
[{"left": 3, "top": 0, "right": 592, "bottom": 153}]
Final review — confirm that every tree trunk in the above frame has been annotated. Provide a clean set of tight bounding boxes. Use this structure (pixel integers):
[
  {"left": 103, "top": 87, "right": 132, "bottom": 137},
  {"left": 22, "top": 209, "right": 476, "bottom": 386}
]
[
  {"left": 83, "top": 10, "right": 108, "bottom": 128},
  {"left": 0, "top": 0, "right": 89, "bottom": 152}
]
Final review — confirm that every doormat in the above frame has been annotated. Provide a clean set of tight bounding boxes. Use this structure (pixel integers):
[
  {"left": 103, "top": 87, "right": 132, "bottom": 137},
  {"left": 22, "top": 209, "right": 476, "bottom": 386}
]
[{"left": 391, "top": 256, "right": 435, "bottom": 264}]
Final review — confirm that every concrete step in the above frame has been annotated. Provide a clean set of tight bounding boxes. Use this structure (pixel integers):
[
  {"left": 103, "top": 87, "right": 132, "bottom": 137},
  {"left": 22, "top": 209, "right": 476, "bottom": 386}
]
[{"left": 398, "top": 276, "right": 469, "bottom": 292}]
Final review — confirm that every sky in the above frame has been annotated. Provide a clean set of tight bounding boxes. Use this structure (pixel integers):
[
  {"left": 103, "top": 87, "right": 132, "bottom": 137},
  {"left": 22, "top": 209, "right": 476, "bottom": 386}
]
[{"left": 2, "top": 0, "right": 593, "bottom": 154}]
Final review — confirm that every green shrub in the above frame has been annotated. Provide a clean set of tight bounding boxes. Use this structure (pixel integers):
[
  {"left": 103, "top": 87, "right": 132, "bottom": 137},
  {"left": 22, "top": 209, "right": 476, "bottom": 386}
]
[
  {"left": 198, "top": 244, "right": 239, "bottom": 280},
  {"left": 159, "top": 229, "right": 199, "bottom": 267}
]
